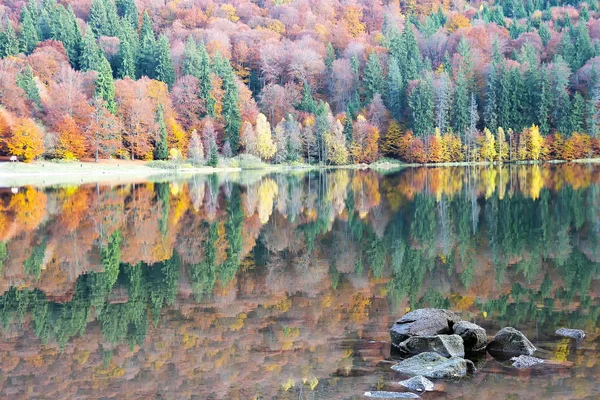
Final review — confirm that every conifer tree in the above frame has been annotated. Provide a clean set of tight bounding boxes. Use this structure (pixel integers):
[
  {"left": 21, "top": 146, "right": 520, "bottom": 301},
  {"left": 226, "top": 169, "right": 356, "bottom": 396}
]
[
  {"left": 16, "top": 65, "right": 41, "bottom": 108},
  {"left": 196, "top": 41, "right": 214, "bottom": 116},
  {"left": 363, "top": 51, "right": 383, "bottom": 104},
  {"left": 137, "top": 12, "right": 156, "bottom": 79},
  {"left": 453, "top": 67, "right": 470, "bottom": 137},
  {"left": 385, "top": 56, "right": 403, "bottom": 121},
  {"left": 154, "top": 104, "right": 168, "bottom": 160},
  {"left": 298, "top": 81, "right": 317, "bottom": 114},
  {"left": 408, "top": 77, "right": 434, "bottom": 137},
  {"left": 88, "top": 0, "right": 108, "bottom": 37},
  {"left": 79, "top": 32, "right": 102, "bottom": 72},
  {"left": 182, "top": 36, "right": 201, "bottom": 77},
  {"left": 484, "top": 63, "right": 498, "bottom": 132},
  {"left": 343, "top": 110, "right": 353, "bottom": 145},
  {"left": 20, "top": 6, "right": 39, "bottom": 53},
  {"left": 96, "top": 55, "right": 117, "bottom": 113},
  {"left": 117, "top": 31, "right": 136, "bottom": 78},
  {"left": 571, "top": 93, "right": 586, "bottom": 133},
  {"left": 214, "top": 54, "right": 242, "bottom": 153},
  {"left": 155, "top": 35, "right": 175, "bottom": 88},
  {"left": 1, "top": 22, "right": 19, "bottom": 57}
]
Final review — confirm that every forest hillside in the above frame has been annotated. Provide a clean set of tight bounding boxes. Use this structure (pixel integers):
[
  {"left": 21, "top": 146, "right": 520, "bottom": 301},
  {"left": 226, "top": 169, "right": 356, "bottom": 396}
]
[{"left": 0, "top": 0, "right": 599, "bottom": 164}]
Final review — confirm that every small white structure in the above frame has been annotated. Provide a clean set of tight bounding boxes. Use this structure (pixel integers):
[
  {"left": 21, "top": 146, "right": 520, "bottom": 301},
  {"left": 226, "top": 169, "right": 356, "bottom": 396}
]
[{"left": 9, "top": 155, "right": 18, "bottom": 162}]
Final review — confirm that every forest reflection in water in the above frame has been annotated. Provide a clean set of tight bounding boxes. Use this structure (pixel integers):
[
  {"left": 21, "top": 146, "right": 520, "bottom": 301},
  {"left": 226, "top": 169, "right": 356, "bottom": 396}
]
[{"left": 0, "top": 163, "right": 599, "bottom": 399}]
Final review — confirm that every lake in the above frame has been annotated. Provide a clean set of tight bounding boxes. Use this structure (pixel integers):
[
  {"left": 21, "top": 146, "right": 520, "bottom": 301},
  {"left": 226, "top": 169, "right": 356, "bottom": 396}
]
[{"left": 0, "top": 164, "right": 599, "bottom": 399}]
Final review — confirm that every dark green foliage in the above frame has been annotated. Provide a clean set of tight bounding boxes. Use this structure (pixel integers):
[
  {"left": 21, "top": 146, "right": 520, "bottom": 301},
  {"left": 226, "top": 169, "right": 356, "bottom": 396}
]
[
  {"left": 24, "top": 240, "right": 47, "bottom": 279},
  {"left": 154, "top": 104, "right": 169, "bottom": 160},
  {"left": 363, "top": 51, "right": 383, "bottom": 104},
  {"left": 408, "top": 77, "right": 435, "bottom": 137},
  {"left": 137, "top": 12, "right": 156, "bottom": 79},
  {"left": 0, "top": 22, "right": 19, "bottom": 57},
  {"left": 297, "top": 81, "right": 317, "bottom": 114},
  {"left": 16, "top": 65, "right": 41, "bottom": 108},
  {"left": 155, "top": 34, "right": 175, "bottom": 88},
  {"left": 453, "top": 67, "right": 470, "bottom": 137},
  {"left": 96, "top": 55, "right": 117, "bottom": 113},
  {"left": 19, "top": 6, "right": 39, "bottom": 53}
]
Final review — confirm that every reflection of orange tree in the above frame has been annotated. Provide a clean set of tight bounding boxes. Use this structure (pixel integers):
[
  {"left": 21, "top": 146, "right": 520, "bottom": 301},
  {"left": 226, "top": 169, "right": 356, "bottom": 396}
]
[{"left": 8, "top": 187, "right": 47, "bottom": 232}]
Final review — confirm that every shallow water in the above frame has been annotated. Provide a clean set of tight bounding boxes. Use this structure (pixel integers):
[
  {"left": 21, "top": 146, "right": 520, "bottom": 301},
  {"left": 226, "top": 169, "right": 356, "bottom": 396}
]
[{"left": 0, "top": 164, "right": 598, "bottom": 399}]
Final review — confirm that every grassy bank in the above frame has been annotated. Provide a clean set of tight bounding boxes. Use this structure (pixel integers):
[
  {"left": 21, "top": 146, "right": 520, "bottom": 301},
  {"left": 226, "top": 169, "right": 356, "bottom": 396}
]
[{"left": 2, "top": 157, "right": 599, "bottom": 187}]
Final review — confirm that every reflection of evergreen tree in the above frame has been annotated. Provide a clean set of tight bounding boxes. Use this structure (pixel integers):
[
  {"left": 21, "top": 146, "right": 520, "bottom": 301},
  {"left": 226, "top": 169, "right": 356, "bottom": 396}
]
[
  {"left": 155, "top": 183, "right": 170, "bottom": 236},
  {"left": 189, "top": 222, "right": 218, "bottom": 301},
  {"left": 221, "top": 185, "right": 244, "bottom": 284}
]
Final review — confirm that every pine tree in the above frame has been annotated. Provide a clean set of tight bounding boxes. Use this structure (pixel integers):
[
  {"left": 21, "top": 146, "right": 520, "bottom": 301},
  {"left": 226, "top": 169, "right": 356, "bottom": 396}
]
[
  {"left": 343, "top": 110, "right": 353, "bottom": 145},
  {"left": 435, "top": 70, "right": 450, "bottom": 134},
  {"left": 155, "top": 34, "right": 175, "bottom": 88},
  {"left": 88, "top": 0, "right": 108, "bottom": 37},
  {"left": 1, "top": 22, "right": 19, "bottom": 57},
  {"left": 453, "top": 67, "right": 470, "bottom": 137},
  {"left": 571, "top": 93, "right": 586, "bottom": 133},
  {"left": 385, "top": 56, "right": 403, "bottom": 121},
  {"left": 16, "top": 65, "right": 41, "bottom": 108},
  {"left": 79, "top": 32, "right": 102, "bottom": 72},
  {"left": 325, "top": 42, "right": 335, "bottom": 70},
  {"left": 19, "top": 6, "right": 39, "bottom": 54},
  {"left": 59, "top": 6, "right": 82, "bottom": 67},
  {"left": 182, "top": 36, "right": 201, "bottom": 77},
  {"left": 215, "top": 55, "right": 242, "bottom": 153},
  {"left": 197, "top": 41, "right": 214, "bottom": 116},
  {"left": 104, "top": 0, "right": 120, "bottom": 37},
  {"left": 538, "top": 67, "right": 551, "bottom": 135},
  {"left": 538, "top": 22, "right": 551, "bottom": 47},
  {"left": 116, "top": 0, "right": 138, "bottom": 28},
  {"left": 96, "top": 55, "right": 117, "bottom": 113},
  {"left": 117, "top": 31, "right": 136, "bottom": 78},
  {"left": 298, "top": 81, "right": 317, "bottom": 114},
  {"left": 137, "top": 12, "right": 156, "bottom": 79},
  {"left": 484, "top": 63, "right": 498, "bottom": 132},
  {"left": 154, "top": 104, "right": 168, "bottom": 160},
  {"left": 403, "top": 21, "right": 421, "bottom": 80},
  {"left": 363, "top": 51, "right": 383, "bottom": 104},
  {"left": 408, "top": 76, "right": 434, "bottom": 137}
]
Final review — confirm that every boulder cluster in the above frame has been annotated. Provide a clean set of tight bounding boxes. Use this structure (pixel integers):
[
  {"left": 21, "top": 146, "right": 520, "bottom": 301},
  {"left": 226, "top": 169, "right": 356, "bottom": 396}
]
[{"left": 364, "top": 308, "right": 584, "bottom": 398}]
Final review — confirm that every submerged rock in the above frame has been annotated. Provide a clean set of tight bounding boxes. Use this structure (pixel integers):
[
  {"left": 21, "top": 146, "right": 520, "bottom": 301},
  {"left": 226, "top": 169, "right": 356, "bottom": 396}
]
[
  {"left": 486, "top": 327, "right": 536, "bottom": 357},
  {"left": 556, "top": 328, "right": 585, "bottom": 340},
  {"left": 391, "top": 352, "right": 475, "bottom": 379},
  {"left": 364, "top": 391, "right": 420, "bottom": 398},
  {"left": 390, "top": 309, "right": 462, "bottom": 347},
  {"left": 396, "top": 334, "right": 465, "bottom": 358},
  {"left": 453, "top": 321, "right": 488, "bottom": 352},
  {"left": 511, "top": 355, "right": 545, "bottom": 369},
  {"left": 398, "top": 376, "right": 434, "bottom": 392}
]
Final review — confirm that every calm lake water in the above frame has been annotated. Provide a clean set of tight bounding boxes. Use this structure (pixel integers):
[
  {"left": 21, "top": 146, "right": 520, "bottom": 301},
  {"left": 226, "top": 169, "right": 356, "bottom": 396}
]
[{"left": 0, "top": 164, "right": 599, "bottom": 399}]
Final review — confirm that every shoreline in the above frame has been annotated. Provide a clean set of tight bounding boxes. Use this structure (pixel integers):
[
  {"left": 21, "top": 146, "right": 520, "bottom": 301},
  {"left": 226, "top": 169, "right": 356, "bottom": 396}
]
[{"left": 1, "top": 158, "right": 599, "bottom": 187}]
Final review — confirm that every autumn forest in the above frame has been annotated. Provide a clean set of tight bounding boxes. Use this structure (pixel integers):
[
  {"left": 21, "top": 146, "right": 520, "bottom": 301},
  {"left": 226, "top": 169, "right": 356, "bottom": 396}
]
[{"left": 0, "top": 0, "right": 599, "bottom": 164}]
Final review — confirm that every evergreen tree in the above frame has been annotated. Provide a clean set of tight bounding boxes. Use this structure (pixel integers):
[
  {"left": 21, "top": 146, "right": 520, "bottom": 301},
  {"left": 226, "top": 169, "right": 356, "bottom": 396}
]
[
  {"left": 104, "top": 0, "right": 120, "bottom": 37},
  {"left": 571, "top": 93, "right": 586, "bottom": 133},
  {"left": 117, "top": 30, "right": 136, "bottom": 78},
  {"left": 403, "top": 21, "right": 421, "bottom": 80},
  {"left": 497, "top": 63, "right": 511, "bottom": 130},
  {"left": 435, "top": 70, "right": 450, "bottom": 133},
  {"left": 363, "top": 51, "right": 383, "bottom": 104},
  {"left": 154, "top": 104, "right": 168, "bottom": 160},
  {"left": 1, "top": 22, "right": 19, "bottom": 57},
  {"left": 325, "top": 42, "right": 335, "bottom": 70},
  {"left": 574, "top": 22, "right": 593, "bottom": 70},
  {"left": 96, "top": 55, "right": 117, "bottom": 113},
  {"left": 182, "top": 36, "right": 201, "bottom": 77},
  {"left": 137, "top": 12, "right": 156, "bottom": 79},
  {"left": 343, "top": 110, "right": 353, "bottom": 145},
  {"left": 155, "top": 35, "right": 175, "bottom": 88},
  {"left": 79, "top": 32, "right": 102, "bottom": 72},
  {"left": 88, "top": 0, "right": 108, "bottom": 37},
  {"left": 385, "top": 56, "right": 403, "bottom": 121},
  {"left": 116, "top": 0, "right": 138, "bottom": 28},
  {"left": 197, "top": 41, "right": 214, "bottom": 117},
  {"left": 453, "top": 67, "right": 470, "bottom": 137},
  {"left": 538, "top": 22, "right": 551, "bottom": 47},
  {"left": 408, "top": 76, "right": 434, "bottom": 137},
  {"left": 484, "top": 63, "right": 498, "bottom": 132},
  {"left": 19, "top": 6, "right": 39, "bottom": 54},
  {"left": 214, "top": 54, "right": 242, "bottom": 153},
  {"left": 58, "top": 6, "right": 82, "bottom": 67},
  {"left": 16, "top": 65, "right": 41, "bottom": 108},
  {"left": 538, "top": 67, "right": 551, "bottom": 135},
  {"left": 298, "top": 81, "right": 317, "bottom": 114},
  {"left": 508, "top": 67, "right": 525, "bottom": 132}
]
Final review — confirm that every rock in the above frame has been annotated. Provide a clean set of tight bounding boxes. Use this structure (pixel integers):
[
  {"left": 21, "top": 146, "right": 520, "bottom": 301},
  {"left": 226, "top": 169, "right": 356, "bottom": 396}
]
[
  {"left": 453, "top": 321, "right": 488, "bottom": 352},
  {"left": 396, "top": 335, "right": 465, "bottom": 358},
  {"left": 364, "top": 391, "right": 420, "bottom": 398},
  {"left": 390, "top": 309, "right": 462, "bottom": 347},
  {"left": 556, "top": 328, "right": 585, "bottom": 340},
  {"left": 398, "top": 376, "right": 434, "bottom": 392},
  {"left": 511, "top": 355, "right": 545, "bottom": 369},
  {"left": 391, "top": 352, "right": 475, "bottom": 379},
  {"left": 486, "top": 327, "right": 536, "bottom": 357}
]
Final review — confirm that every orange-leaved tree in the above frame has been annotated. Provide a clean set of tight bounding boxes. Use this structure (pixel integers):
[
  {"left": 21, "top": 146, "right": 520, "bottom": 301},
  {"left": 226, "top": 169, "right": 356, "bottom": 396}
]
[
  {"left": 6, "top": 117, "right": 45, "bottom": 162},
  {"left": 56, "top": 115, "right": 87, "bottom": 159}
]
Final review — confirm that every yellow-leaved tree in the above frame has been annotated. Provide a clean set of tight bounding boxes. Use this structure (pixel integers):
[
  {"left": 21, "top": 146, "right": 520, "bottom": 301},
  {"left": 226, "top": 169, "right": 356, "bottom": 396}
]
[
  {"left": 7, "top": 118, "right": 45, "bottom": 162},
  {"left": 255, "top": 113, "right": 276, "bottom": 161},
  {"left": 325, "top": 120, "right": 349, "bottom": 165},
  {"left": 527, "top": 124, "right": 544, "bottom": 161},
  {"left": 496, "top": 127, "right": 509, "bottom": 162},
  {"left": 480, "top": 128, "right": 497, "bottom": 162}
]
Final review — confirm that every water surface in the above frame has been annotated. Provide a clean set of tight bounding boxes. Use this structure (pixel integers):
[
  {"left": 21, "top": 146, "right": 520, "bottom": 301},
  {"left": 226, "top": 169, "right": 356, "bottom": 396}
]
[{"left": 0, "top": 164, "right": 599, "bottom": 399}]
